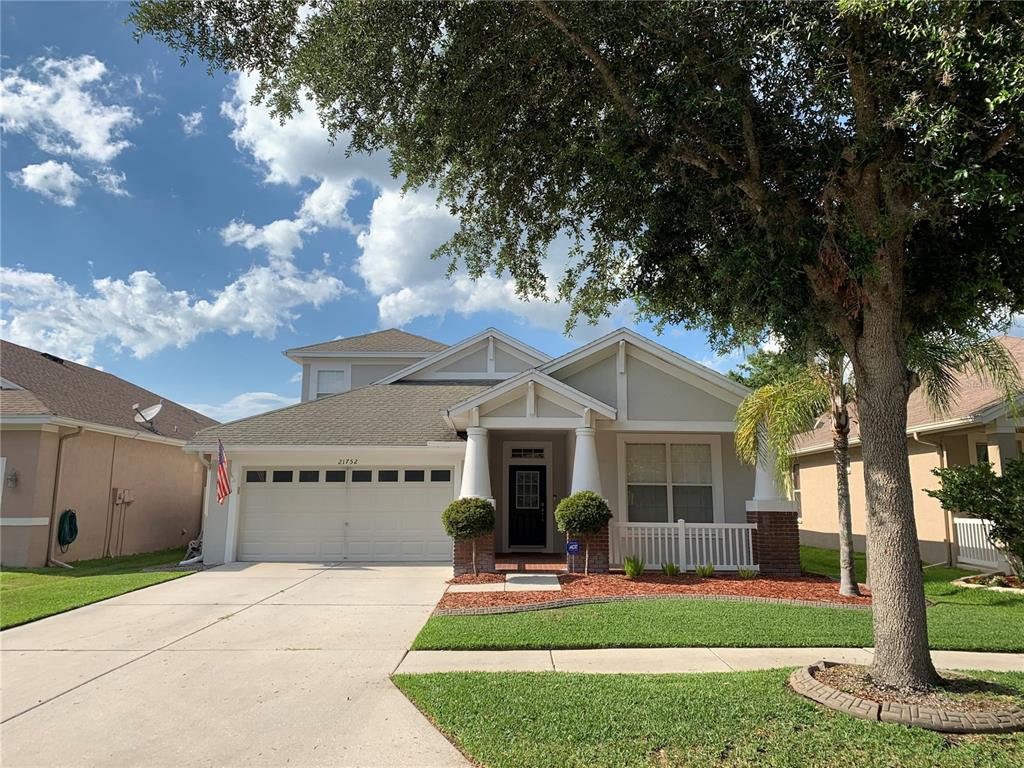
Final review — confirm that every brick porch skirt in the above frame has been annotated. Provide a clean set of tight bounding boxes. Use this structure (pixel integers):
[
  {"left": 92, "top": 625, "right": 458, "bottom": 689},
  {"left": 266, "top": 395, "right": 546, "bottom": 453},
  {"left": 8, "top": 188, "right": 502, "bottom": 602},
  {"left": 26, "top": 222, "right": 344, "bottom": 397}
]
[
  {"left": 747, "top": 509, "right": 801, "bottom": 577},
  {"left": 453, "top": 533, "right": 496, "bottom": 576},
  {"left": 565, "top": 524, "right": 610, "bottom": 574}
]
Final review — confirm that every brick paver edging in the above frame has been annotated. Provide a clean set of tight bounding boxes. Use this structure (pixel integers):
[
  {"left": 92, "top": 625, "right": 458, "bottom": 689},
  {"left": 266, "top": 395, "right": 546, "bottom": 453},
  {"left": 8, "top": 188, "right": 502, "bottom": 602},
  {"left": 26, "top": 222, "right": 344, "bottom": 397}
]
[
  {"left": 788, "top": 661, "right": 1024, "bottom": 733},
  {"left": 435, "top": 592, "right": 872, "bottom": 616}
]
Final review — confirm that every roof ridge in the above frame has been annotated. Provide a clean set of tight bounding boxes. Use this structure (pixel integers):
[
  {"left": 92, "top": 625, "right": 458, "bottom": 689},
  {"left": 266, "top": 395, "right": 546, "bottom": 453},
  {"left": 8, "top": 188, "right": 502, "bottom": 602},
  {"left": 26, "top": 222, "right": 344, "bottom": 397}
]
[{"left": 287, "top": 327, "right": 445, "bottom": 353}]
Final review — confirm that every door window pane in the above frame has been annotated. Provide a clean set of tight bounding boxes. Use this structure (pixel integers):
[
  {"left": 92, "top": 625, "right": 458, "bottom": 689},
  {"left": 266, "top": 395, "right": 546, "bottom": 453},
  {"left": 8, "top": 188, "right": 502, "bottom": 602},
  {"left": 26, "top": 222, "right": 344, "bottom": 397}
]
[
  {"left": 626, "top": 444, "right": 666, "bottom": 483},
  {"left": 352, "top": 470, "right": 372, "bottom": 482},
  {"left": 378, "top": 470, "right": 399, "bottom": 482},
  {"left": 404, "top": 470, "right": 425, "bottom": 482},
  {"left": 316, "top": 370, "right": 346, "bottom": 398},
  {"left": 515, "top": 470, "right": 540, "bottom": 509},
  {"left": 672, "top": 486, "right": 713, "bottom": 522},
  {"left": 430, "top": 469, "right": 451, "bottom": 482},
  {"left": 272, "top": 470, "right": 293, "bottom": 483},
  {"left": 299, "top": 470, "right": 319, "bottom": 483},
  {"left": 671, "top": 444, "right": 712, "bottom": 485},
  {"left": 325, "top": 470, "right": 346, "bottom": 482},
  {"left": 246, "top": 470, "right": 266, "bottom": 483},
  {"left": 627, "top": 485, "right": 669, "bottom": 522}
]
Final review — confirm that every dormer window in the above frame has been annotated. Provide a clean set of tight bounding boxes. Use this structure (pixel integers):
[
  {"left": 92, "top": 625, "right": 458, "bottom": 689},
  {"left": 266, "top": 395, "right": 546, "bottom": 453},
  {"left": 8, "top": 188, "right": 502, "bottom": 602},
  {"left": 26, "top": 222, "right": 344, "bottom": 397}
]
[{"left": 316, "top": 370, "right": 346, "bottom": 398}]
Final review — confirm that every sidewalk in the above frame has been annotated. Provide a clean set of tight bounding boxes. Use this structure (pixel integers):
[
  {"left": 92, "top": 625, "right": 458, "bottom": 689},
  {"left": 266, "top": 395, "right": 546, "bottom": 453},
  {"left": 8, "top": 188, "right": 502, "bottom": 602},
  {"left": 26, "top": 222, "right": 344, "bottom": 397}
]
[{"left": 396, "top": 647, "right": 1024, "bottom": 675}]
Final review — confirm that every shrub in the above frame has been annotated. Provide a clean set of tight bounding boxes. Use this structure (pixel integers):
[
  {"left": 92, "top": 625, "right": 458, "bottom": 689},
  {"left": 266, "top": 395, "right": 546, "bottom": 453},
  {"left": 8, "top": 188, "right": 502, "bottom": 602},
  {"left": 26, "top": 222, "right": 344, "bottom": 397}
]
[
  {"left": 694, "top": 563, "right": 715, "bottom": 578},
  {"left": 624, "top": 556, "right": 645, "bottom": 578},
  {"left": 990, "top": 575, "right": 1010, "bottom": 588},
  {"left": 738, "top": 567, "right": 757, "bottom": 580},
  {"left": 928, "top": 458, "right": 1024, "bottom": 579},
  {"left": 661, "top": 562, "right": 680, "bottom": 577},
  {"left": 555, "top": 491, "right": 613, "bottom": 574},
  {"left": 441, "top": 497, "right": 495, "bottom": 576}
]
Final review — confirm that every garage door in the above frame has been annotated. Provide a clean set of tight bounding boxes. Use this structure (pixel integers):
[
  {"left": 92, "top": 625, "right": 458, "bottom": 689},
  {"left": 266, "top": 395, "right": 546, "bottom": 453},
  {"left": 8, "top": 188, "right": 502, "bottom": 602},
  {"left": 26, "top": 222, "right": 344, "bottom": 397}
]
[{"left": 238, "top": 466, "right": 455, "bottom": 562}]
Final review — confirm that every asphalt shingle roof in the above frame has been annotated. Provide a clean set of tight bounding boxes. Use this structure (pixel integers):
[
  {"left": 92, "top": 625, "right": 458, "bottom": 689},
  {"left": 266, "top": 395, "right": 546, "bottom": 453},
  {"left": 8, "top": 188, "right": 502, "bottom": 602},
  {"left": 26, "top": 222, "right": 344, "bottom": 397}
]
[
  {"left": 795, "top": 335, "right": 1024, "bottom": 451},
  {"left": 287, "top": 328, "right": 447, "bottom": 355},
  {"left": 189, "top": 383, "right": 491, "bottom": 447},
  {"left": 0, "top": 339, "right": 217, "bottom": 440}
]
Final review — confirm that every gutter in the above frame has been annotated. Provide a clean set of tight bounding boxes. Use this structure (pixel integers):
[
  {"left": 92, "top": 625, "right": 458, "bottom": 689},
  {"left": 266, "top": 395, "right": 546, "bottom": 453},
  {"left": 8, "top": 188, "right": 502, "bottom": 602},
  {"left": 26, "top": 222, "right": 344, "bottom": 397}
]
[
  {"left": 47, "top": 426, "right": 83, "bottom": 569},
  {"left": 912, "top": 431, "right": 952, "bottom": 566},
  {"left": 1, "top": 415, "right": 188, "bottom": 447}
]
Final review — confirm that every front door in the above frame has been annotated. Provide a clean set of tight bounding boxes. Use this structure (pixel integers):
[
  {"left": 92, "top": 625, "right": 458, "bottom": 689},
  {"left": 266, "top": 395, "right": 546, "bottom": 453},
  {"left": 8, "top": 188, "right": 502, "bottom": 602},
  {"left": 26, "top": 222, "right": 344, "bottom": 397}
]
[{"left": 508, "top": 464, "right": 547, "bottom": 547}]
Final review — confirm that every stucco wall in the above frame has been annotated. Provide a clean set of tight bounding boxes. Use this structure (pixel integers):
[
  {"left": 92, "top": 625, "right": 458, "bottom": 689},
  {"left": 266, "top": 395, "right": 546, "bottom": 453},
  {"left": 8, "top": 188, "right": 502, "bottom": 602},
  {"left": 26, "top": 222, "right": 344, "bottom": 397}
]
[
  {"left": 350, "top": 363, "right": 408, "bottom": 388},
  {"left": 558, "top": 353, "right": 618, "bottom": 408},
  {"left": 1, "top": 427, "right": 205, "bottom": 566},
  {"left": 626, "top": 357, "right": 737, "bottom": 421},
  {"left": 795, "top": 432, "right": 984, "bottom": 564}
]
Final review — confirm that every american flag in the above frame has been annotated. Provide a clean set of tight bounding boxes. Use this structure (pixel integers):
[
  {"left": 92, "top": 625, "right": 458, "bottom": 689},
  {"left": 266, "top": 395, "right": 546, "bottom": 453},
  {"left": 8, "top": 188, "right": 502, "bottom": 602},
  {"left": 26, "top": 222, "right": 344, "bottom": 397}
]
[{"left": 216, "top": 439, "right": 231, "bottom": 505}]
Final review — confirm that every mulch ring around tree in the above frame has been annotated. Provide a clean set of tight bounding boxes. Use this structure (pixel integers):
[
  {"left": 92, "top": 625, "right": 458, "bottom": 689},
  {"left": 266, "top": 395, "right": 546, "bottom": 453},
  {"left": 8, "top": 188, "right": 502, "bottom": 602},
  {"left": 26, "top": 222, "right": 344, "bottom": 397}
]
[
  {"left": 436, "top": 572, "right": 871, "bottom": 612},
  {"left": 790, "top": 661, "right": 1024, "bottom": 733},
  {"left": 448, "top": 572, "right": 506, "bottom": 585}
]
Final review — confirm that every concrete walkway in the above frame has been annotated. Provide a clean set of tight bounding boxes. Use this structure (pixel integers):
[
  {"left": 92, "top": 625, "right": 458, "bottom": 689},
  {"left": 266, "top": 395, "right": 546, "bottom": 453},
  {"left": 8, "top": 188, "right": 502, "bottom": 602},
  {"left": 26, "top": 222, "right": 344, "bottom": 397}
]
[
  {"left": 397, "top": 647, "right": 1024, "bottom": 674},
  {"left": 1, "top": 563, "right": 469, "bottom": 768},
  {"left": 447, "top": 573, "right": 561, "bottom": 593}
]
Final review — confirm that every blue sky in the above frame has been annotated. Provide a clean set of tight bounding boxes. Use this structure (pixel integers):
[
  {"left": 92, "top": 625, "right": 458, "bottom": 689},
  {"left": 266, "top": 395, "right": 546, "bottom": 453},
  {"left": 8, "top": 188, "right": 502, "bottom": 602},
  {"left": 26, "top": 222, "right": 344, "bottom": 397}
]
[{"left": 1, "top": 1, "right": 745, "bottom": 422}]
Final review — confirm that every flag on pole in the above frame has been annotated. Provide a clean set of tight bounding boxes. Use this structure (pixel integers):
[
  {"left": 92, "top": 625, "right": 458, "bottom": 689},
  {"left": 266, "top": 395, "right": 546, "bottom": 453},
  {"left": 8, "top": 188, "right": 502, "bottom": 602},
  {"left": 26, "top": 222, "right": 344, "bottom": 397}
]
[{"left": 216, "top": 439, "right": 231, "bottom": 505}]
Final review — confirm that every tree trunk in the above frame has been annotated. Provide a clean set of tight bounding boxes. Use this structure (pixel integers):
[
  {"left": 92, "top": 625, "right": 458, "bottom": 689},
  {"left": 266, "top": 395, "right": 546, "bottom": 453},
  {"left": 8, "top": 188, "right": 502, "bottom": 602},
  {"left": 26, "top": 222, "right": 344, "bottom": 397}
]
[
  {"left": 853, "top": 342, "right": 938, "bottom": 689},
  {"left": 832, "top": 411, "right": 861, "bottom": 597},
  {"left": 585, "top": 540, "right": 590, "bottom": 575},
  {"left": 472, "top": 539, "right": 478, "bottom": 576}
]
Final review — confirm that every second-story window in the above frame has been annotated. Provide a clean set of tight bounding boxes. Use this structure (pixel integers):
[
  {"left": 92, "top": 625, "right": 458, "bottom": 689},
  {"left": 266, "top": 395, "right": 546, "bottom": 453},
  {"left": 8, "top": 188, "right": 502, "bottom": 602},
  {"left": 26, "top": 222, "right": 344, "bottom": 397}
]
[{"left": 316, "top": 370, "right": 346, "bottom": 399}]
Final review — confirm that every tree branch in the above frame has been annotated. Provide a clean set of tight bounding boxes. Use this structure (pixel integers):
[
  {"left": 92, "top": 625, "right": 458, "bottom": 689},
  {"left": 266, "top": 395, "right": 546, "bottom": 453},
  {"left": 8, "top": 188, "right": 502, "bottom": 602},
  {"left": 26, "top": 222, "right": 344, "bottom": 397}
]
[{"left": 984, "top": 125, "right": 1016, "bottom": 161}]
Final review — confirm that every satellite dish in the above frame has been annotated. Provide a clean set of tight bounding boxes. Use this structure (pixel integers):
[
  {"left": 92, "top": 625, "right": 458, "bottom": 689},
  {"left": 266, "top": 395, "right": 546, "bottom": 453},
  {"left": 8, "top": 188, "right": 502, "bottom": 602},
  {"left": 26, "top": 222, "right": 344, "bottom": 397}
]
[{"left": 133, "top": 402, "right": 163, "bottom": 429}]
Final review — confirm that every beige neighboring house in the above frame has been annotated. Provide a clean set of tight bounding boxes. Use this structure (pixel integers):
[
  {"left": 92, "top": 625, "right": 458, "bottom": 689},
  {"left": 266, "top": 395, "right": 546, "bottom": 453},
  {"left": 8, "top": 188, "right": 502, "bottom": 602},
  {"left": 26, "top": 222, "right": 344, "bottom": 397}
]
[
  {"left": 0, "top": 340, "right": 217, "bottom": 567},
  {"left": 793, "top": 335, "right": 1024, "bottom": 565}
]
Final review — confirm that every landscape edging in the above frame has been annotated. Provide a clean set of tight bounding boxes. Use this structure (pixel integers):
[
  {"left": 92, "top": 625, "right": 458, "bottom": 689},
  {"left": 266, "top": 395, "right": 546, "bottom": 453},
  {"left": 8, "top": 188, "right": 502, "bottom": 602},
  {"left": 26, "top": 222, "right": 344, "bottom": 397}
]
[{"left": 788, "top": 661, "right": 1024, "bottom": 734}]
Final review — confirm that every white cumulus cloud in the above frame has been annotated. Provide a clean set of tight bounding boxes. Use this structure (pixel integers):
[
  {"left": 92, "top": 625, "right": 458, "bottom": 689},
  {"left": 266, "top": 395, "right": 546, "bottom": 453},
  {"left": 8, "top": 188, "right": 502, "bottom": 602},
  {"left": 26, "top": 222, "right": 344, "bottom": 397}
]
[
  {"left": 7, "top": 160, "right": 85, "bottom": 206},
  {"left": 179, "top": 109, "right": 204, "bottom": 136},
  {"left": 0, "top": 55, "right": 138, "bottom": 164},
  {"left": 183, "top": 391, "right": 298, "bottom": 423}
]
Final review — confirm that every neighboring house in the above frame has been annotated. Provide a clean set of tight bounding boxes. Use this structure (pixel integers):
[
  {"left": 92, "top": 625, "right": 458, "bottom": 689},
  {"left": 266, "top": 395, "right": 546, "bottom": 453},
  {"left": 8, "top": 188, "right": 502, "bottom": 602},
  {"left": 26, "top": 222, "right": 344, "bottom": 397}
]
[
  {"left": 0, "top": 340, "right": 217, "bottom": 567},
  {"left": 189, "top": 328, "right": 797, "bottom": 571},
  {"left": 793, "top": 335, "right": 1024, "bottom": 565}
]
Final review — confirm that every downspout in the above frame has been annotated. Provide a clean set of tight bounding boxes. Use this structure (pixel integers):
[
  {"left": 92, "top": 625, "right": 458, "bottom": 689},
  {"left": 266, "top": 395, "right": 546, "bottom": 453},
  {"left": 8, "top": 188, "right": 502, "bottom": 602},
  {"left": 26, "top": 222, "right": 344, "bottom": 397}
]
[
  {"left": 179, "top": 453, "right": 211, "bottom": 566},
  {"left": 912, "top": 431, "right": 951, "bottom": 566},
  {"left": 47, "top": 426, "right": 84, "bottom": 568}
]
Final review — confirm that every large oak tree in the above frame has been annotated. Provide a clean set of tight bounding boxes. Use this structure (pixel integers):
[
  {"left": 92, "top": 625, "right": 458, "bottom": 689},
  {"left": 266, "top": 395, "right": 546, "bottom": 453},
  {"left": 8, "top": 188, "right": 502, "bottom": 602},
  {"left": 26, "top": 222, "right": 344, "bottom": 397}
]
[{"left": 133, "top": 0, "right": 1024, "bottom": 688}]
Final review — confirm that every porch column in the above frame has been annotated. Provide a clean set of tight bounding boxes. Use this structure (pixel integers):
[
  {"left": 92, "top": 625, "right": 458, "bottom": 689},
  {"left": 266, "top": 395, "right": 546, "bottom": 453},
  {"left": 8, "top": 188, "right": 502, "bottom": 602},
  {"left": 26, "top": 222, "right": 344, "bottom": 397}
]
[
  {"left": 459, "top": 426, "right": 492, "bottom": 500},
  {"left": 571, "top": 427, "right": 602, "bottom": 494},
  {"left": 745, "top": 453, "right": 800, "bottom": 577}
]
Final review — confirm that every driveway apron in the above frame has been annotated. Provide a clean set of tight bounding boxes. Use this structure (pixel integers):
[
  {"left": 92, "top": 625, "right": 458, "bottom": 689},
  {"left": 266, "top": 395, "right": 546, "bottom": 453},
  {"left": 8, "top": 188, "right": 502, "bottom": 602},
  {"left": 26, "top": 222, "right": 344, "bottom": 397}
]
[{"left": 0, "top": 563, "right": 468, "bottom": 768}]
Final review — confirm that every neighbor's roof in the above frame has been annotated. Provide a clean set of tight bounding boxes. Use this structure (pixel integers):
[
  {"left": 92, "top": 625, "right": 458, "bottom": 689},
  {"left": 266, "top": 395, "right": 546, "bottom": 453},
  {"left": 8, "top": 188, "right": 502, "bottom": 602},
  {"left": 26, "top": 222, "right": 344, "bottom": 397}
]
[
  {"left": 188, "top": 382, "right": 493, "bottom": 448},
  {"left": 0, "top": 339, "right": 217, "bottom": 440},
  {"left": 285, "top": 328, "right": 447, "bottom": 356},
  {"left": 795, "top": 335, "right": 1024, "bottom": 453}
]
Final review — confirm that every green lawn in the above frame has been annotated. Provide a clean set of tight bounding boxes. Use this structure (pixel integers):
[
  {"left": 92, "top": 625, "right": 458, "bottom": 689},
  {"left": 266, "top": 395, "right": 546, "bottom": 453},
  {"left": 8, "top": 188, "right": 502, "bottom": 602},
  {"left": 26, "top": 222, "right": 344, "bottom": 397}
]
[
  {"left": 0, "top": 548, "right": 192, "bottom": 629},
  {"left": 412, "top": 546, "right": 1024, "bottom": 652},
  {"left": 394, "top": 669, "right": 1024, "bottom": 768}
]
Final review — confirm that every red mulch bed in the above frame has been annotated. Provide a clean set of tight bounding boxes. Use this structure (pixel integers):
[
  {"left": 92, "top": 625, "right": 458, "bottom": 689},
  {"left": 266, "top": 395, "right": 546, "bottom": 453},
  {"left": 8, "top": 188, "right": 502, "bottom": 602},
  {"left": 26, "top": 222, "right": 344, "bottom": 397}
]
[
  {"left": 437, "top": 572, "right": 871, "bottom": 611},
  {"left": 447, "top": 572, "right": 506, "bottom": 585}
]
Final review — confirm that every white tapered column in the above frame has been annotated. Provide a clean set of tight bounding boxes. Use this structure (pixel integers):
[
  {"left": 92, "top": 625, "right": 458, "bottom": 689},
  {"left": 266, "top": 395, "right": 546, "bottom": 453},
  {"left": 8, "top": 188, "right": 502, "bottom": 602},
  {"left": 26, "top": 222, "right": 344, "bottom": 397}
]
[
  {"left": 459, "top": 427, "right": 492, "bottom": 500},
  {"left": 571, "top": 427, "right": 602, "bottom": 494}
]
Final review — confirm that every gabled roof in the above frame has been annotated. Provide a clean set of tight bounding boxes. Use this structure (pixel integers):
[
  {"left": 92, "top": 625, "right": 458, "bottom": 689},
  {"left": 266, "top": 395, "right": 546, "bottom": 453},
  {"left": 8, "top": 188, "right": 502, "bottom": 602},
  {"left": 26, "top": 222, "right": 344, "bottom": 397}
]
[
  {"left": 285, "top": 328, "right": 447, "bottom": 358},
  {"left": 375, "top": 328, "right": 551, "bottom": 384},
  {"left": 446, "top": 369, "right": 618, "bottom": 420},
  {"left": 794, "top": 335, "right": 1024, "bottom": 454},
  {"left": 540, "top": 327, "right": 750, "bottom": 404},
  {"left": 187, "top": 382, "right": 492, "bottom": 449},
  {"left": 0, "top": 339, "right": 217, "bottom": 440}
]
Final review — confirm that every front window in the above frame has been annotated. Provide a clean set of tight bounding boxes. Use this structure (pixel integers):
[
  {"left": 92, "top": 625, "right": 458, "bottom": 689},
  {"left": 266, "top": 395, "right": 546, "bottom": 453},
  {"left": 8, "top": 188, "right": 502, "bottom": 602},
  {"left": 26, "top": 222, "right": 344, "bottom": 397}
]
[
  {"left": 316, "top": 370, "right": 346, "bottom": 398},
  {"left": 626, "top": 442, "right": 715, "bottom": 523}
]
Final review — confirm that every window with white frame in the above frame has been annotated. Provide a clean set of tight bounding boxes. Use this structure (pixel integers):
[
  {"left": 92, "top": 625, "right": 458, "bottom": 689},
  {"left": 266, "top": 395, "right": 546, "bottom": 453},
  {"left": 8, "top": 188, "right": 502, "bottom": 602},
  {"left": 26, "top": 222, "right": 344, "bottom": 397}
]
[
  {"left": 316, "top": 370, "right": 346, "bottom": 398},
  {"left": 626, "top": 442, "right": 715, "bottom": 523}
]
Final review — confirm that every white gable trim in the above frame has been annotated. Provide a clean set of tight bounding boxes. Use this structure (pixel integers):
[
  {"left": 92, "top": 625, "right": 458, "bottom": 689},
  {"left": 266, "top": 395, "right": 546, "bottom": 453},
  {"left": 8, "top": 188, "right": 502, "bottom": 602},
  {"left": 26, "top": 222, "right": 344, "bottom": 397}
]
[
  {"left": 542, "top": 328, "right": 749, "bottom": 405},
  {"left": 375, "top": 328, "right": 551, "bottom": 384},
  {"left": 446, "top": 369, "right": 617, "bottom": 420}
]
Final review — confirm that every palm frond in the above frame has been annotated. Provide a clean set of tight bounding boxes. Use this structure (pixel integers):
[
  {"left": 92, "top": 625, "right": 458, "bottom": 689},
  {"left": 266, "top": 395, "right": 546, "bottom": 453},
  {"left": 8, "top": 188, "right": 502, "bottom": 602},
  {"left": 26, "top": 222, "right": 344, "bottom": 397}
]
[{"left": 912, "top": 333, "right": 1023, "bottom": 418}]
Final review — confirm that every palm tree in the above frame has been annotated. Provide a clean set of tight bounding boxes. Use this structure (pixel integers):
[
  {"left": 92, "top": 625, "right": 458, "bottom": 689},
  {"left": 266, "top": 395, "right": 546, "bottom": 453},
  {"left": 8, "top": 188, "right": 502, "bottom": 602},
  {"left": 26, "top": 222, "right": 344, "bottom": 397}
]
[{"left": 735, "top": 333, "right": 1022, "bottom": 597}]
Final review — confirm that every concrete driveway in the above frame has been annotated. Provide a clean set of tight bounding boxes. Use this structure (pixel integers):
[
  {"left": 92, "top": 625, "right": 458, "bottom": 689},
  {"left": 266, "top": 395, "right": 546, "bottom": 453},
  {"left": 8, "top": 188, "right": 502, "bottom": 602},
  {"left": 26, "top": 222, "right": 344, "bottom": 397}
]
[{"left": 0, "top": 563, "right": 468, "bottom": 768}]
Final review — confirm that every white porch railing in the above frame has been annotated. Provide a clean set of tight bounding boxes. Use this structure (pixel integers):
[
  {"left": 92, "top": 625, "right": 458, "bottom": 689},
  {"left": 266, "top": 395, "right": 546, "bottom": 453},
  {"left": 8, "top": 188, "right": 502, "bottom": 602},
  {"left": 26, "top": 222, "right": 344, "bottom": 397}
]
[
  {"left": 954, "top": 517, "right": 1006, "bottom": 570},
  {"left": 610, "top": 521, "right": 758, "bottom": 572}
]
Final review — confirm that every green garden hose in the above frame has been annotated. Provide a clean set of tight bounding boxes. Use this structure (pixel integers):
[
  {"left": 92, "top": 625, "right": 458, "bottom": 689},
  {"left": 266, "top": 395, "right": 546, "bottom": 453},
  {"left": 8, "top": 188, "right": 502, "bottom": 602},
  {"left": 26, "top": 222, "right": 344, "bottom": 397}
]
[{"left": 57, "top": 509, "right": 78, "bottom": 554}]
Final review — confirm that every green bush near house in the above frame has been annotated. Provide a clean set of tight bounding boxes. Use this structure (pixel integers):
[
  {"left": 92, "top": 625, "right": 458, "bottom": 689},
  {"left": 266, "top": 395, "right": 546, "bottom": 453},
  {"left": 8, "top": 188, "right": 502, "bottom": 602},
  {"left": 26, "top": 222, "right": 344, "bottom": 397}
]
[
  {"left": 623, "top": 556, "right": 645, "bottom": 578},
  {"left": 661, "top": 562, "right": 680, "bottom": 577},
  {"left": 442, "top": 497, "right": 495, "bottom": 576}
]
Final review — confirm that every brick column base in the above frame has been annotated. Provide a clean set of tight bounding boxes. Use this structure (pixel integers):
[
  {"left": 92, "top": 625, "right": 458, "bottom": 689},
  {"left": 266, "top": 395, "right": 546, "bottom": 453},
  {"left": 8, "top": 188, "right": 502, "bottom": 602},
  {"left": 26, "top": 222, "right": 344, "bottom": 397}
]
[
  {"left": 566, "top": 524, "right": 610, "bottom": 574},
  {"left": 747, "top": 510, "right": 801, "bottom": 577},
  {"left": 453, "top": 533, "right": 496, "bottom": 576}
]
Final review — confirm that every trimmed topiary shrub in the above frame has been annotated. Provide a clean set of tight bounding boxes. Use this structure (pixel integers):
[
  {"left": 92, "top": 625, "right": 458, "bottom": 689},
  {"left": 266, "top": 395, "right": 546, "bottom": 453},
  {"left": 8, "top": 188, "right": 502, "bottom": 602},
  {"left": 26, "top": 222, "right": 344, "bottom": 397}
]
[
  {"left": 555, "top": 490, "right": 613, "bottom": 575},
  {"left": 442, "top": 497, "right": 495, "bottom": 576}
]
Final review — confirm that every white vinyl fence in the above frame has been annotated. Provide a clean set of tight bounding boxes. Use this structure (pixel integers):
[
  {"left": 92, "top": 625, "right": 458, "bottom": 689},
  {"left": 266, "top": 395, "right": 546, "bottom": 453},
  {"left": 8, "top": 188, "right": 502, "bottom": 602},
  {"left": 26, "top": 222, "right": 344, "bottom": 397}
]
[
  {"left": 610, "top": 521, "right": 758, "bottom": 572},
  {"left": 954, "top": 517, "right": 1007, "bottom": 570}
]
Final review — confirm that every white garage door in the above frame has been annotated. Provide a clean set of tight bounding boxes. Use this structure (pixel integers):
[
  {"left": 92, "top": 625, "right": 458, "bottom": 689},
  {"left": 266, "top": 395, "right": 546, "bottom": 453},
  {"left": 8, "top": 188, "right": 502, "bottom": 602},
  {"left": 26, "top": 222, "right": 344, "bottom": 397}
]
[{"left": 238, "top": 466, "right": 455, "bottom": 562}]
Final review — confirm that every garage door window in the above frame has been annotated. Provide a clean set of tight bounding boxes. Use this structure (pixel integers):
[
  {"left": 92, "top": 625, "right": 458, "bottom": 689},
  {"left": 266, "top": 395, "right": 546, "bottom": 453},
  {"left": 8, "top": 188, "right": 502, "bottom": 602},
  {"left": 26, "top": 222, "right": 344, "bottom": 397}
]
[
  {"left": 352, "top": 470, "right": 372, "bottom": 482},
  {"left": 430, "top": 469, "right": 451, "bottom": 482},
  {"left": 246, "top": 470, "right": 266, "bottom": 483},
  {"left": 299, "top": 470, "right": 320, "bottom": 483},
  {"left": 378, "top": 470, "right": 399, "bottom": 482},
  {"left": 405, "top": 470, "right": 425, "bottom": 482},
  {"left": 272, "top": 470, "right": 294, "bottom": 483},
  {"left": 325, "top": 470, "right": 346, "bottom": 482}
]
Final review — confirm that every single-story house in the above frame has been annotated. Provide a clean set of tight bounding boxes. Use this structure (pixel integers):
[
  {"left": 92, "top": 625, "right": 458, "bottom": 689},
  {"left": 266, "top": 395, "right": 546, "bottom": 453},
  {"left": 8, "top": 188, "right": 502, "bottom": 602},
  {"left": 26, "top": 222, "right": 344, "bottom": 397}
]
[
  {"left": 0, "top": 340, "right": 217, "bottom": 567},
  {"left": 793, "top": 335, "right": 1023, "bottom": 565},
  {"left": 188, "top": 327, "right": 800, "bottom": 575}
]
